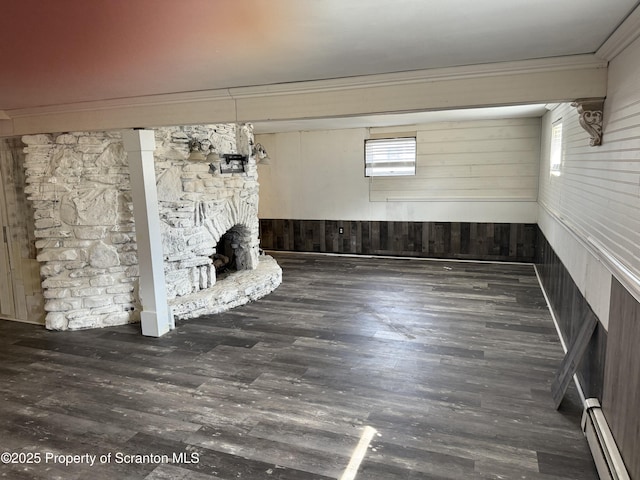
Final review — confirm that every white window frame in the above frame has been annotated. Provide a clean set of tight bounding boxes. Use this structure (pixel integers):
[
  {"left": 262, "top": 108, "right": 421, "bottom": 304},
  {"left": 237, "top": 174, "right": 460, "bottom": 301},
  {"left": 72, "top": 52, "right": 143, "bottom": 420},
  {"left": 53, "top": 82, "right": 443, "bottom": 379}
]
[
  {"left": 550, "top": 120, "right": 563, "bottom": 177},
  {"left": 365, "top": 137, "right": 416, "bottom": 177}
]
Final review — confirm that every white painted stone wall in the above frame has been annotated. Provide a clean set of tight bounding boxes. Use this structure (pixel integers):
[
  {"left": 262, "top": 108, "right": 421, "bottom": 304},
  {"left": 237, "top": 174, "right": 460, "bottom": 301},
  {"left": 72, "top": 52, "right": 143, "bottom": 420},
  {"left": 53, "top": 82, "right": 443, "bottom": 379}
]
[{"left": 22, "top": 124, "right": 281, "bottom": 331}]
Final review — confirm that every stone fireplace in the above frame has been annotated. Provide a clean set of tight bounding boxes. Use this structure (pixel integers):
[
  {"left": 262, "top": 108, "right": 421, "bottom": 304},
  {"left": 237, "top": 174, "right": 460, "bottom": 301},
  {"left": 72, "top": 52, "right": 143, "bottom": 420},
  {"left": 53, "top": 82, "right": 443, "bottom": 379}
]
[{"left": 22, "top": 124, "right": 281, "bottom": 331}]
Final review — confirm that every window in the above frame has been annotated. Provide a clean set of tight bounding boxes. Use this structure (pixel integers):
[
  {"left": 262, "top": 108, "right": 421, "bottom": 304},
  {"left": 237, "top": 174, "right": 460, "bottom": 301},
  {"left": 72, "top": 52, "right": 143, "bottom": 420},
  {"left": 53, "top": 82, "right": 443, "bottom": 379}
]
[
  {"left": 365, "top": 137, "right": 416, "bottom": 177},
  {"left": 550, "top": 121, "right": 562, "bottom": 176}
]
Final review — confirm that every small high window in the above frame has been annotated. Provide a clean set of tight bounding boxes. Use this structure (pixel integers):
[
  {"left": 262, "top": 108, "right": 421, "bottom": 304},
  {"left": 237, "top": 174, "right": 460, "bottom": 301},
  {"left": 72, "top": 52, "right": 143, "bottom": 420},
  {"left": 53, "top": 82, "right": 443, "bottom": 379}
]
[
  {"left": 550, "top": 121, "right": 563, "bottom": 176},
  {"left": 365, "top": 137, "right": 416, "bottom": 177}
]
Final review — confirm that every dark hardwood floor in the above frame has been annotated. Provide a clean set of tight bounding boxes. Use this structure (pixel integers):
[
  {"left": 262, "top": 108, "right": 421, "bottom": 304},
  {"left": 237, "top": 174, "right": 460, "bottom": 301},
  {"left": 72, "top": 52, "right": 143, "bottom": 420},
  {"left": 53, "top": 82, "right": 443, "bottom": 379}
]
[{"left": 0, "top": 252, "right": 596, "bottom": 479}]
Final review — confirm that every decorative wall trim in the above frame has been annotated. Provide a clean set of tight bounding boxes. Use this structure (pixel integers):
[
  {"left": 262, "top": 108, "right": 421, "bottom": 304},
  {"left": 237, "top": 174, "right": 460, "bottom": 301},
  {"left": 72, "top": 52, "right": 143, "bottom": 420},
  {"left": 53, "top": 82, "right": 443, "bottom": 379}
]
[
  {"left": 596, "top": 4, "right": 640, "bottom": 61},
  {"left": 230, "top": 55, "right": 607, "bottom": 98},
  {"left": 2, "top": 55, "right": 607, "bottom": 137},
  {"left": 571, "top": 98, "right": 605, "bottom": 146},
  {"left": 539, "top": 203, "right": 640, "bottom": 306}
]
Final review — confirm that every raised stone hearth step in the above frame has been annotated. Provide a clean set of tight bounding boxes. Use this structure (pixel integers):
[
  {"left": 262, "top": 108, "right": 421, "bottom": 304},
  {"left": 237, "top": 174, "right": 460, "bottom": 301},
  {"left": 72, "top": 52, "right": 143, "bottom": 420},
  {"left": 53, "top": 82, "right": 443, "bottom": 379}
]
[{"left": 169, "top": 255, "right": 282, "bottom": 321}]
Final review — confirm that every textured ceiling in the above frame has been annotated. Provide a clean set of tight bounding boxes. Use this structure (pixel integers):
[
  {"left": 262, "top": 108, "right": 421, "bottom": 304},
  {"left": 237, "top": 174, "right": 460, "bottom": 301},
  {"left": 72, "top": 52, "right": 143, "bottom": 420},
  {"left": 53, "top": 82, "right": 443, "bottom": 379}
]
[{"left": 0, "top": 0, "right": 637, "bottom": 112}]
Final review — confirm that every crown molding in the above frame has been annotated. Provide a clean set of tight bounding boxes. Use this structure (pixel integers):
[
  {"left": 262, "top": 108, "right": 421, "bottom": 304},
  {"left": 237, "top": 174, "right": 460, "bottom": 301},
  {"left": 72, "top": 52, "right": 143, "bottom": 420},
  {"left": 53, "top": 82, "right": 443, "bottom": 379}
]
[
  {"left": 596, "top": 5, "right": 640, "bottom": 61},
  {"left": 6, "top": 89, "right": 234, "bottom": 118},
  {"left": 228, "top": 55, "right": 607, "bottom": 98},
  {"left": 2, "top": 54, "right": 607, "bottom": 136},
  {"left": 0, "top": 110, "right": 10, "bottom": 120},
  {"left": 5, "top": 55, "right": 605, "bottom": 118}
]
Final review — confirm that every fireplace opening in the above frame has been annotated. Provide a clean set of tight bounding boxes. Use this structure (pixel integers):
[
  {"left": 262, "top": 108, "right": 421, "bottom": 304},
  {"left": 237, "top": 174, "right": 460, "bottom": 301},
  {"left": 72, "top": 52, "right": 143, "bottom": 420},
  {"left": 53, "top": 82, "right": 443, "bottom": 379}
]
[
  {"left": 213, "top": 232, "right": 236, "bottom": 276},
  {"left": 212, "top": 225, "right": 251, "bottom": 281}
]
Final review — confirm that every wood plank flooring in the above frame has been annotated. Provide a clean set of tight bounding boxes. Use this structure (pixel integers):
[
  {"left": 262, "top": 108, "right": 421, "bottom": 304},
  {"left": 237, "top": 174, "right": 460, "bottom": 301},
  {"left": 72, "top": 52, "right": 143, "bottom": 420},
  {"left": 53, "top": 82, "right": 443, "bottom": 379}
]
[{"left": 0, "top": 252, "right": 597, "bottom": 479}]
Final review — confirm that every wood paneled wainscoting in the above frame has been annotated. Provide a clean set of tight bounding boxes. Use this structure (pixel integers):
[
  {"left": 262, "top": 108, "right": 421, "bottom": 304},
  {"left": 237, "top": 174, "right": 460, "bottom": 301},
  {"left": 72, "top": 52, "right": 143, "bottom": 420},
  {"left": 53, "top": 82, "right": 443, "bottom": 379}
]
[
  {"left": 534, "top": 229, "right": 607, "bottom": 401},
  {"left": 603, "top": 278, "right": 640, "bottom": 478},
  {"left": 259, "top": 219, "right": 537, "bottom": 262}
]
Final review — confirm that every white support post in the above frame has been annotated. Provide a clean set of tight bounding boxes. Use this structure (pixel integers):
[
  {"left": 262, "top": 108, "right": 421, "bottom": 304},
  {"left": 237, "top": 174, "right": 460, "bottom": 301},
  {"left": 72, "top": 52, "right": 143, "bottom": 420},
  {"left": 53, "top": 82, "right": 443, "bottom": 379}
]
[{"left": 122, "top": 129, "right": 173, "bottom": 337}]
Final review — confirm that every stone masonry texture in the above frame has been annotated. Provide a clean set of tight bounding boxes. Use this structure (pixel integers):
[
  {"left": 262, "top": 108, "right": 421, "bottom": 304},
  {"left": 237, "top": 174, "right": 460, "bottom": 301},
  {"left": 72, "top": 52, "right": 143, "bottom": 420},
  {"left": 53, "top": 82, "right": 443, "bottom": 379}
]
[{"left": 22, "top": 125, "right": 281, "bottom": 330}]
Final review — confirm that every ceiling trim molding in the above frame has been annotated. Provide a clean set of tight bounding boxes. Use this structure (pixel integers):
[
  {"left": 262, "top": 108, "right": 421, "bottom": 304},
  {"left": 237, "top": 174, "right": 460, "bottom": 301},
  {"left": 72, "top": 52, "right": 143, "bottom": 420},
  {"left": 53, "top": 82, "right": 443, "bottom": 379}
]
[
  {"left": 596, "top": 5, "right": 640, "bottom": 61},
  {"left": 6, "top": 89, "right": 234, "bottom": 118},
  {"left": 5, "top": 55, "right": 606, "bottom": 118},
  {"left": 234, "top": 64, "right": 607, "bottom": 124},
  {"left": 2, "top": 55, "right": 608, "bottom": 137},
  {"left": 228, "top": 55, "right": 607, "bottom": 99},
  {"left": 0, "top": 111, "right": 10, "bottom": 120}
]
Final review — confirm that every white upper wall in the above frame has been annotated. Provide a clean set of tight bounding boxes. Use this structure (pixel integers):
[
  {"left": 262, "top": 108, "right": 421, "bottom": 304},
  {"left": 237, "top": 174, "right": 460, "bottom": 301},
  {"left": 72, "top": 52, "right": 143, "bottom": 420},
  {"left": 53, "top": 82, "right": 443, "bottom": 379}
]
[
  {"left": 256, "top": 118, "right": 540, "bottom": 222},
  {"left": 370, "top": 119, "right": 540, "bottom": 202},
  {"left": 538, "top": 33, "right": 640, "bottom": 326}
]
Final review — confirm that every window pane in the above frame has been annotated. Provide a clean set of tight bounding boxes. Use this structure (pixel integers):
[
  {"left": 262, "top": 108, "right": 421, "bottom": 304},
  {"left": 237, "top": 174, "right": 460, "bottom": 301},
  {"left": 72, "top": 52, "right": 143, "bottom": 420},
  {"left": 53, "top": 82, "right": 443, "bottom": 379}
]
[
  {"left": 365, "top": 137, "right": 416, "bottom": 177},
  {"left": 550, "top": 122, "right": 562, "bottom": 176}
]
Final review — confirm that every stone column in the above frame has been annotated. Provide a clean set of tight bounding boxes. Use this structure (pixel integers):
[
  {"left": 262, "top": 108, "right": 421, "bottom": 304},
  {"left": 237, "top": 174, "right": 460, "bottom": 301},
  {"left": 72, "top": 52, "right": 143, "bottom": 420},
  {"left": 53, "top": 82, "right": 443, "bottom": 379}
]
[{"left": 122, "top": 129, "right": 173, "bottom": 337}]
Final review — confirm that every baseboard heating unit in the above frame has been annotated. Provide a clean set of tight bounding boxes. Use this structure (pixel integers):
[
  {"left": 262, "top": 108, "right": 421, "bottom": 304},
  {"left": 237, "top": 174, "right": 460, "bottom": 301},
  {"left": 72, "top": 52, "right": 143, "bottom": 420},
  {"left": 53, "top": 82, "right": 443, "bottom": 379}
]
[{"left": 581, "top": 398, "right": 630, "bottom": 480}]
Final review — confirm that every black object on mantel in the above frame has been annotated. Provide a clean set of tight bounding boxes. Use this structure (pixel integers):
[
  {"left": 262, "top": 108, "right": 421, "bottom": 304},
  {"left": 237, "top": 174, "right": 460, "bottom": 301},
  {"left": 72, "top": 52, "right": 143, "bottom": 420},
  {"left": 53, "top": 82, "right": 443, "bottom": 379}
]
[
  {"left": 551, "top": 313, "right": 598, "bottom": 409},
  {"left": 220, "top": 154, "right": 248, "bottom": 174},
  {"left": 222, "top": 153, "right": 248, "bottom": 163}
]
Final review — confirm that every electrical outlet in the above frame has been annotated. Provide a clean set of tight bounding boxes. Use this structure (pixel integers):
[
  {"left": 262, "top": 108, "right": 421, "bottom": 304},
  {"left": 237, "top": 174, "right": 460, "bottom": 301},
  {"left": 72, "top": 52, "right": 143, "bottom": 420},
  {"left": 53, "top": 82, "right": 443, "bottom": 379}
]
[{"left": 339, "top": 227, "right": 344, "bottom": 234}]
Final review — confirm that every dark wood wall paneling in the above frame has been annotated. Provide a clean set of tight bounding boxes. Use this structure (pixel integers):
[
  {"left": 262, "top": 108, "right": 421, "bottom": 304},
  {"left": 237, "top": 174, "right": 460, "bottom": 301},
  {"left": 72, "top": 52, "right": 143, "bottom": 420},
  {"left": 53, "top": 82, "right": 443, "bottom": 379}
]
[
  {"left": 259, "top": 219, "right": 537, "bottom": 262},
  {"left": 535, "top": 228, "right": 607, "bottom": 401},
  {"left": 603, "top": 278, "right": 640, "bottom": 479}
]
